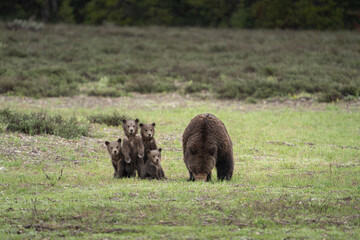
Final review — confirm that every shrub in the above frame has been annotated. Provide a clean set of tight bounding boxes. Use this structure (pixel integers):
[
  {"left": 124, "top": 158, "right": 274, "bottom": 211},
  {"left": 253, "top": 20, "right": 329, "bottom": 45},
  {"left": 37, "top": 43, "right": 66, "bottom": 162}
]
[
  {"left": 340, "top": 85, "right": 359, "bottom": 97},
  {"left": 0, "top": 77, "right": 20, "bottom": 94},
  {"left": 6, "top": 48, "right": 27, "bottom": 58},
  {"left": 82, "top": 76, "right": 125, "bottom": 97},
  {"left": 87, "top": 112, "right": 129, "bottom": 126},
  {"left": 124, "top": 76, "right": 177, "bottom": 93},
  {"left": 216, "top": 80, "right": 251, "bottom": 100},
  {"left": 184, "top": 81, "right": 211, "bottom": 94},
  {"left": 13, "top": 68, "right": 81, "bottom": 98},
  {"left": 319, "top": 89, "right": 342, "bottom": 102},
  {"left": 216, "top": 78, "right": 296, "bottom": 100},
  {"left": 245, "top": 97, "right": 258, "bottom": 104},
  {"left": 0, "top": 108, "right": 89, "bottom": 138}
]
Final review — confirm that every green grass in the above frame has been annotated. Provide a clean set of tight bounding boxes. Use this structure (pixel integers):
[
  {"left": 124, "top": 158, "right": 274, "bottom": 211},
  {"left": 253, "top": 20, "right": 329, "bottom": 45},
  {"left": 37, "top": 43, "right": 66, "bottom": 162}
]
[
  {"left": 0, "top": 96, "right": 359, "bottom": 239},
  {"left": 0, "top": 23, "right": 359, "bottom": 100}
]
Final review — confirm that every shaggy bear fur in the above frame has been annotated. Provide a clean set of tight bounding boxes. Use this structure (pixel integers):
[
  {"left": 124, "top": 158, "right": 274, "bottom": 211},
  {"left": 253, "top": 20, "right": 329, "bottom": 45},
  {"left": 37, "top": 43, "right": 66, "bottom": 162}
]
[
  {"left": 182, "top": 113, "right": 234, "bottom": 181},
  {"left": 140, "top": 122, "right": 157, "bottom": 164},
  {"left": 105, "top": 138, "right": 122, "bottom": 178},
  {"left": 121, "top": 119, "right": 145, "bottom": 178},
  {"left": 105, "top": 138, "right": 136, "bottom": 178},
  {"left": 144, "top": 148, "right": 165, "bottom": 180}
]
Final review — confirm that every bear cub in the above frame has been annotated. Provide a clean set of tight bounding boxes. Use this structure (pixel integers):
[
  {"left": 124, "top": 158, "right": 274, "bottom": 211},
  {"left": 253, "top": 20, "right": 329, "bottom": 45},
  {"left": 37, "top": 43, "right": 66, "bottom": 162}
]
[
  {"left": 105, "top": 138, "right": 136, "bottom": 178},
  {"left": 140, "top": 122, "right": 157, "bottom": 164},
  {"left": 144, "top": 148, "right": 165, "bottom": 180},
  {"left": 121, "top": 119, "right": 145, "bottom": 178},
  {"left": 105, "top": 138, "right": 122, "bottom": 178}
]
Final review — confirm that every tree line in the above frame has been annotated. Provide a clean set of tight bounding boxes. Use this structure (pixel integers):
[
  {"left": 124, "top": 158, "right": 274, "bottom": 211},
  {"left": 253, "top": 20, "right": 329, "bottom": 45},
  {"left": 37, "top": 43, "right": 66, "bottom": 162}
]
[{"left": 1, "top": 0, "right": 359, "bottom": 29}]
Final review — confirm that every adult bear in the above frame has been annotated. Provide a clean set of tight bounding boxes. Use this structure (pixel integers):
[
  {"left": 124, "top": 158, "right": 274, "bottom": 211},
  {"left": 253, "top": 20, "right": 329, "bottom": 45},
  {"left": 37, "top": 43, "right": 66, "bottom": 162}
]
[{"left": 182, "top": 113, "right": 234, "bottom": 181}]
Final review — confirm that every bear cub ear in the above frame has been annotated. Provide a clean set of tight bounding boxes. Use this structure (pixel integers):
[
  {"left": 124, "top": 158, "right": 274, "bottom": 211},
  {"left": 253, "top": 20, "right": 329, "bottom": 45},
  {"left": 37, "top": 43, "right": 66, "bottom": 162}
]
[
  {"left": 122, "top": 119, "right": 127, "bottom": 124},
  {"left": 135, "top": 119, "right": 139, "bottom": 123},
  {"left": 152, "top": 122, "right": 156, "bottom": 126},
  {"left": 117, "top": 138, "right": 122, "bottom": 143},
  {"left": 105, "top": 141, "right": 110, "bottom": 146},
  {"left": 158, "top": 148, "right": 162, "bottom": 152},
  {"left": 139, "top": 123, "right": 143, "bottom": 127}
]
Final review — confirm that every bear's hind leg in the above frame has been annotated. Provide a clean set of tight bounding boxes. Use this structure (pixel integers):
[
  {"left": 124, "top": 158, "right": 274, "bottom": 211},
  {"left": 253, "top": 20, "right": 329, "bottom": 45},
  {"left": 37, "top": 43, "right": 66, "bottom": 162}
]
[
  {"left": 206, "top": 172, "right": 212, "bottom": 182},
  {"left": 216, "top": 151, "right": 234, "bottom": 181},
  {"left": 187, "top": 171, "right": 195, "bottom": 181}
]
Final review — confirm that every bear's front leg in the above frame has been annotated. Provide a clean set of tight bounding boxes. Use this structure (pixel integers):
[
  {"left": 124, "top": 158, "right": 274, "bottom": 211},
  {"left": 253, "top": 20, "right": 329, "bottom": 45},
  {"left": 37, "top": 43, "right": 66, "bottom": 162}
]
[
  {"left": 138, "top": 143, "right": 144, "bottom": 159},
  {"left": 121, "top": 144, "right": 132, "bottom": 164}
]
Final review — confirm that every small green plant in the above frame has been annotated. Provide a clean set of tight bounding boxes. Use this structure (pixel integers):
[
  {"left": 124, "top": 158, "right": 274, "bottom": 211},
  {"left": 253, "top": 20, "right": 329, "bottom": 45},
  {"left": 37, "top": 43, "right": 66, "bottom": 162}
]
[
  {"left": 6, "top": 48, "right": 27, "bottom": 58},
  {"left": 87, "top": 111, "right": 129, "bottom": 126},
  {"left": 0, "top": 108, "right": 89, "bottom": 138},
  {"left": 319, "top": 90, "right": 342, "bottom": 102},
  {"left": 0, "top": 77, "right": 20, "bottom": 94},
  {"left": 83, "top": 76, "right": 125, "bottom": 97},
  {"left": 245, "top": 96, "right": 258, "bottom": 104},
  {"left": 124, "top": 76, "right": 177, "bottom": 93},
  {"left": 184, "top": 81, "right": 211, "bottom": 94}
]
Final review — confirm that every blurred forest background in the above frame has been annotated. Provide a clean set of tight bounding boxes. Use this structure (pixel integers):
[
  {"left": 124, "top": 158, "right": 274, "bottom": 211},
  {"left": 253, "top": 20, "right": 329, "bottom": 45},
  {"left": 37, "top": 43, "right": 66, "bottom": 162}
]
[{"left": 1, "top": 0, "right": 359, "bottom": 29}]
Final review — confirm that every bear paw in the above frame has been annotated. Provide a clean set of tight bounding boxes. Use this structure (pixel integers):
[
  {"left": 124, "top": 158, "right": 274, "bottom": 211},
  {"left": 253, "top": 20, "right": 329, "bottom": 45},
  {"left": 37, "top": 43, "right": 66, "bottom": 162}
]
[{"left": 125, "top": 157, "right": 131, "bottom": 163}]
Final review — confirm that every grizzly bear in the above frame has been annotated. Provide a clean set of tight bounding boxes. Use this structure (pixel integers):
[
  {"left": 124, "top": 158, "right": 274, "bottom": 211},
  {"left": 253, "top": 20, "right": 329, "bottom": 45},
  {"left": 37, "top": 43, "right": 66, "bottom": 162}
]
[
  {"left": 121, "top": 119, "right": 145, "bottom": 178},
  {"left": 144, "top": 148, "right": 165, "bottom": 180},
  {"left": 182, "top": 113, "right": 234, "bottom": 181},
  {"left": 140, "top": 122, "right": 157, "bottom": 164},
  {"left": 105, "top": 138, "right": 122, "bottom": 178},
  {"left": 105, "top": 138, "right": 136, "bottom": 178}
]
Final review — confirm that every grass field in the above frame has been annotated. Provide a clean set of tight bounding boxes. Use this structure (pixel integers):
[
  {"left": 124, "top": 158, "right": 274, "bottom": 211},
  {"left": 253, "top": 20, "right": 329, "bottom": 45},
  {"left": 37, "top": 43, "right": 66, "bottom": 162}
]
[
  {"left": 0, "top": 95, "right": 359, "bottom": 239},
  {"left": 0, "top": 23, "right": 360, "bottom": 101}
]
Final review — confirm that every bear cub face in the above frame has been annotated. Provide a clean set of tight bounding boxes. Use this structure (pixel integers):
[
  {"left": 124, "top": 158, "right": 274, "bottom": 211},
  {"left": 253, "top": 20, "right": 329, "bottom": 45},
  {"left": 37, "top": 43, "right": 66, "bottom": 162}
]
[
  {"left": 105, "top": 138, "right": 122, "bottom": 158},
  {"left": 122, "top": 119, "right": 139, "bottom": 137},
  {"left": 140, "top": 122, "right": 155, "bottom": 140},
  {"left": 147, "top": 148, "right": 162, "bottom": 165}
]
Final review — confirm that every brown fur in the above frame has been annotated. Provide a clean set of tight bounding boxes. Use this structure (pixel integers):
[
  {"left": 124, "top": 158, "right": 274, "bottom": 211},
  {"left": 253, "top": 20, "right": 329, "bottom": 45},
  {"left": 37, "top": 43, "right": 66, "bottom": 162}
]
[
  {"left": 105, "top": 138, "right": 122, "bottom": 178},
  {"left": 144, "top": 148, "right": 165, "bottom": 180},
  {"left": 105, "top": 138, "right": 135, "bottom": 178},
  {"left": 140, "top": 122, "right": 157, "bottom": 164},
  {"left": 121, "top": 119, "right": 145, "bottom": 178},
  {"left": 182, "top": 113, "right": 234, "bottom": 181}
]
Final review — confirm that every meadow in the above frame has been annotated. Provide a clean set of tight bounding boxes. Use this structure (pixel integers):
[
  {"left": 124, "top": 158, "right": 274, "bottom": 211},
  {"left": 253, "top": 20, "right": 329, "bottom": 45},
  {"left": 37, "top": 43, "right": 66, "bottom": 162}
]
[
  {"left": 0, "top": 22, "right": 360, "bottom": 101},
  {"left": 0, "top": 95, "right": 359, "bottom": 239}
]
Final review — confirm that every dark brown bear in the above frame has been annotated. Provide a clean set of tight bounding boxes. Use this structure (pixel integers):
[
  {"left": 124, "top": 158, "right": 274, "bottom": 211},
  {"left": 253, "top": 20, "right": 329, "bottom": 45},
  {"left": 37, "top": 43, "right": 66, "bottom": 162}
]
[
  {"left": 182, "top": 113, "right": 234, "bottom": 181},
  {"left": 121, "top": 119, "right": 145, "bottom": 178},
  {"left": 144, "top": 148, "right": 165, "bottom": 180},
  {"left": 105, "top": 138, "right": 135, "bottom": 178},
  {"left": 140, "top": 122, "right": 157, "bottom": 164}
]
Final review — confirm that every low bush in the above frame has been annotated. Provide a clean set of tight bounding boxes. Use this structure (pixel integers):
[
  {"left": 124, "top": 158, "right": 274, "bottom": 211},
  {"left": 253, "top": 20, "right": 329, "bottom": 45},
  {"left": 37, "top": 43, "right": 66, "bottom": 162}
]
[
  {"left": 87, "top": 112, "right": 128, "bottom": 126},
  {"left": 184, "top": 81, "right": 211, "bottom": 94},
  {"left": 0, "top": 77, "right": 20, "bottom": 94},
  {"left": 82, "top": 77, "right": 125, "bottom": 97},
  {"left": 124, "top": 76, "right": 177, "bottom": 93},
  {"left": 0, "top": 108, "right": 89, "bottom": 138},
  {"left": 6, "top": 48, "right": 28, "bottom": 58}
]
